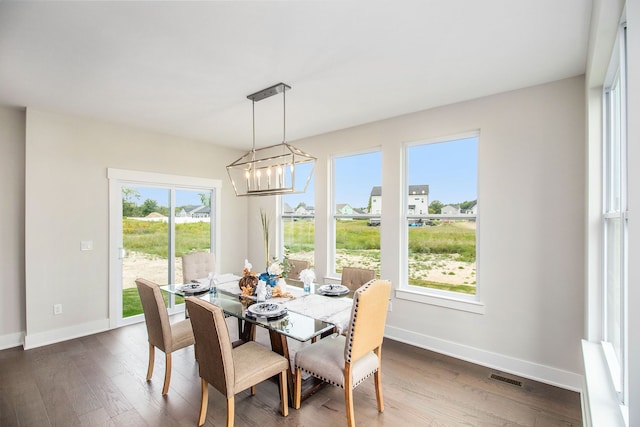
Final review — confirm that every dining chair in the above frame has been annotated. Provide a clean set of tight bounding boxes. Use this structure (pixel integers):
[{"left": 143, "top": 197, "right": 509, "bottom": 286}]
[
  {"left": 340, "top": 266, "right": 376, "bottom": 291},
  {"left": 185, "top": 297, "right": 289, "bottom": 427},
  {"left": 182, "top": 251, "right": 216, "bottom": 283},
  {"left": 287, "top": 258, "right": 310, "bottom": 281},
  {"left": 293, "top": 279, "right": 392, "bottom": 427},
  {"left": 135, "top": 278, "right": 195, "bottom": 395}
]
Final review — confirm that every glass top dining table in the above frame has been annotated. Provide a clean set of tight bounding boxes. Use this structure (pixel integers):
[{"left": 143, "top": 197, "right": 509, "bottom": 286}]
[
  {"left": 161, "top": 275, "right": 354, "bottom": 404},
  {"left": 160, "top": 276, "right": 353, "bottom": 343}
]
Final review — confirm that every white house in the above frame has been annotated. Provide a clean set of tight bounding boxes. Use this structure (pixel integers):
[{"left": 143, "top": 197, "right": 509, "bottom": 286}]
[{"left": 370, "top": 185, "right": 429, "bottom": 215}]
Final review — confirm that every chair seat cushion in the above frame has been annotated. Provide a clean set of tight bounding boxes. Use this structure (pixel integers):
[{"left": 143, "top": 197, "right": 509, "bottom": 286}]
[
  {"left": 170, "top": 319, "right": 195, "bottom": 352},
  {"left": 233, "top": 341, "right": 289, "bottom": 393},
  {"left": 294, "top": 335, "right": 379, "bottom": 389}
]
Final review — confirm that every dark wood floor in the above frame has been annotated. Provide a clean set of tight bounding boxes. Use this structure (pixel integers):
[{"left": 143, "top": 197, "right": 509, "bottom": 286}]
[{"left": 0, "top": 319, "right": 582, "bottom": 426}]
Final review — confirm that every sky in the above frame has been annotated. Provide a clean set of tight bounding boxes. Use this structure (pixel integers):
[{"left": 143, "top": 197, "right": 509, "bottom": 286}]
[
  {"left": 127, "top": 136, "right": 477, "bottom": 210},
  {"left": 285, "top": 136, "right": 478, "bottom": 209}
]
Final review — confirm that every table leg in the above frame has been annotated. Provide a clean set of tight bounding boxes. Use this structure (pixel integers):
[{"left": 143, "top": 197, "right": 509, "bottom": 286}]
[{"left": 268, "top": 330, "right": 326, "bottom": 405}]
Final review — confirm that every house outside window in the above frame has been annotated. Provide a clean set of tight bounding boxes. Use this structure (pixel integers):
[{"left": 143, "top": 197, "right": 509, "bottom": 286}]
[
  {"left": 331, "top": 150, "right": 382, "bottom": 276},
  {"left": 403, "top": 133, "right": 478, "bottom": 298}
]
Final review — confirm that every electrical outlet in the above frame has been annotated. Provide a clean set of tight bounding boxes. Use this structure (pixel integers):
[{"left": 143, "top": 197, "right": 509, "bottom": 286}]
[
  {"left": 53, "top": 304, "right": 62, "bottom": 315},
  {"left": 388, "top": 300, "right": 392, "bottom": 312}
]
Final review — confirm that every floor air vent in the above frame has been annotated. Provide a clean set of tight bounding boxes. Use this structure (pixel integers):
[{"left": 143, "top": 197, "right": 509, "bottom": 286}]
[{"left": 489, "top": 373, "right": 523, "bottom": 387}]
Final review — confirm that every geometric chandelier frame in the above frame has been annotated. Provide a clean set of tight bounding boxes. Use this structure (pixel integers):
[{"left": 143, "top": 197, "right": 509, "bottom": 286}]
[{"left": 226, "top": 82, "right": 316, "bottom": 197}]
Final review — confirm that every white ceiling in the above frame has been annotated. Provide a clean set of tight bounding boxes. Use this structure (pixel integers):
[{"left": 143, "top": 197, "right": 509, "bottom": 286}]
[{"left": 0, "top": 1, "right": 592, "bottom": 150}]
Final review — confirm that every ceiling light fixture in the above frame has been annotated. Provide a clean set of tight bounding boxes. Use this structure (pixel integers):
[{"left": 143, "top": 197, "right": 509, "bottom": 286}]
[{"left": 226, "top": 82, "right": 316, "bottom": 197}]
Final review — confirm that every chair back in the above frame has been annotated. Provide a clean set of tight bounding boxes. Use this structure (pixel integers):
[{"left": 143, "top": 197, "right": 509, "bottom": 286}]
[
  {"left": 341, "top": 267, "right": 376, "bottom": 291},
  {"left": 344, "top": 279, "right": 392, "bottom": 363},
  {"left": 135, "top": 278, "right": 173, "bottom": 353},
  {"left": 186, "top": 297, "right": 235, "bottom": 397},
  {"left": 288, "top": 259, "right": 310, "bottom": 280},
  {"left": 182, "top": 251, "right": 216, "bottom": 283}
]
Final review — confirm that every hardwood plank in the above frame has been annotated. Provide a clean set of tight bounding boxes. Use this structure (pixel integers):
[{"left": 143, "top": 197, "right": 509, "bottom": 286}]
[{"left": 0, "top": 320, "right": 582, "bottom": 426}]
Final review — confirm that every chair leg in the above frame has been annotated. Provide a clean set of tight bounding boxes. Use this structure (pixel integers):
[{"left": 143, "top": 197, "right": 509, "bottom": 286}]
[
  {"left": 198, "top": 378, "right": 208, "bottom": 426},
  {"left": 146, "top": 343, "right": 155, "bottom": 381},
  {"left": 250, "top": 385, "right": 256, "bottom": 395},
  {"left": 374, "top": 370, "right": 384, "bottom": 412},
  {"left": 374, "top": 346, "right": 384, "bottom": 412},
  {"left": 162, "top": 352, "right": 172, "bottom": 395},
  {"left": 344, "top": 364, "right": 355, "bottom": 427},
  {"left": 279, "top": 370, "right": 289, "bottom": 416},
  {"left": 293, "top": 367, "right": 302, "bottom": 409},
  {"left": 226, "top": 396, "right": 235, "bottom": 427}
]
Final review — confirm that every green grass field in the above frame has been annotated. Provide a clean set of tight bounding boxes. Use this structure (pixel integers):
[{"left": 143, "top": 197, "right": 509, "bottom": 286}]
[
  {"left": 122, "top": 287, "right": 184, "bottom": 318},
  {"left": 122, "top": 216, "right": 477, "bottom": 316}
]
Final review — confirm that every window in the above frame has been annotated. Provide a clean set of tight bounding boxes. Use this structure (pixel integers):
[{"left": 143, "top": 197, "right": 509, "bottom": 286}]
[
  {"left": 281, "top": 162, "right": 315, "bottom": 267},
  {"left": 108, "top": 169, "right": 221, "bottom": 327},
  {"left": 602, "top": 23, "right": 627, "bottom": 404},
  {"left": 331, "top": 150, "right": 382, "bottom": 276},
  {"left": 404, "top": 133, "right": 478, "bottom": 298}
]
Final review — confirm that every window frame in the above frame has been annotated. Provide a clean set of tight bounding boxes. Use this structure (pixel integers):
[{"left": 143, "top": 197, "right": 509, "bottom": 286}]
[
  {"left": 107, "top": 168, "right": 221, "bottom": 328},
  {"left": 329, "top": 148, "right": 382, "bottom": 278},
  {"left": 601, "top": 21, "right": 628, "bottom": 406},
  {"left": 397, "top": 131, "right": 484, "bottom": 314}
]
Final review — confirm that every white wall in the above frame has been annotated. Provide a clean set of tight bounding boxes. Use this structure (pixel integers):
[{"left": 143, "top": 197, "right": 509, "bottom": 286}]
[
  {"left": 0, "top": 106, "right": 26, "bottom": 349},
  {"left": 284, "top": 76, "right": 586, "bottom": 390},
  {"left": 23, "top": 109, "right": 248, "bottom": 347}
]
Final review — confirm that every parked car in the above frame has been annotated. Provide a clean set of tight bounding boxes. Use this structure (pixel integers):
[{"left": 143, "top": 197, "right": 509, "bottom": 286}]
[{"left": 367, "top": 218, "right": 381, "bottom": 226}]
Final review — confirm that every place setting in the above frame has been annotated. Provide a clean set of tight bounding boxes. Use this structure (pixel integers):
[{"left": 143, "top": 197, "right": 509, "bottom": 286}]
[
  {"left": 317, "top": 284, "right": 350, "bottom": 296},
  {"left": 245, "top": 302, "right": 288, "bottom": 320}
]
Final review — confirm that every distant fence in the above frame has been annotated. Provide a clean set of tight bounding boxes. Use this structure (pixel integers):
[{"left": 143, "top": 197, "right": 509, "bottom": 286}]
[{"left": 128, "top": 216, "right": 211, "bottom": 224}]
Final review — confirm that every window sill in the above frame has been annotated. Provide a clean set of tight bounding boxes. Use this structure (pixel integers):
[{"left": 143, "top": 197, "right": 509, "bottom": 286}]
[
  {"left": 395, "top": 288, "right": 485, "bottom": 314},
  {"left": 581, "top": 340, "right": 627, "bottom": 426}
]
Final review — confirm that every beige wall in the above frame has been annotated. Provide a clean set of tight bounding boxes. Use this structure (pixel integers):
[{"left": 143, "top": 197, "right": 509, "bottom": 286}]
[
  {"left": 0, "top": 106, "right": 26, "bottom": 347},
  {"left": 3, "top": 77, "right": 586, "bottom": 390},
  {"left": 23, "top": 109, "right": 247, "bottom": 346},
  {"left": 285, "top": 76, "right": 586, "bottom": 389}
]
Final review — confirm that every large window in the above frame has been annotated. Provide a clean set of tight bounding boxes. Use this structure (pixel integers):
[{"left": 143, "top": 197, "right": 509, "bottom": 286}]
[
  {"left": 404, "top": 133, "right": 478, "bottom": 297},
  {"left": 331, "top": 150, "right": 382, "bottom": 276},
  {"left": 108, "top": 169, "right": 220, "bottom": 327},
  {"left": 602, "top": 23, "right": 627, "bottom": 404},
  {"left": 282, "top": 162, "right": 315, "bottom": 267}
]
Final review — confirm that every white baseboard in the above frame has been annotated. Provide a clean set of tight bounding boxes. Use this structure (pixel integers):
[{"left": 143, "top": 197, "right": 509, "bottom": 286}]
[
  {"left": 0, "top": 331, "right": 24, "bottom": 350},
  {"left": 385, "top": 324, "right": 584, "bottom": 392},
  {"left": 23, "top": 319, "right": 110, "bottom": 350}
]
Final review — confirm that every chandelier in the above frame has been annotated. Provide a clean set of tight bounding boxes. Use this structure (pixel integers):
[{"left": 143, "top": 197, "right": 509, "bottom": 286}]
[{"left": 226, "top": 83, "right": 316, "bottom": 197}]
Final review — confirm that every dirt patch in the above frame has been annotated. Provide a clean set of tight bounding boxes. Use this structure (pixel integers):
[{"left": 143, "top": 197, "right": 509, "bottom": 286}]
[{"left": 123, "top": 250, "right": 475, "bottom": 289}]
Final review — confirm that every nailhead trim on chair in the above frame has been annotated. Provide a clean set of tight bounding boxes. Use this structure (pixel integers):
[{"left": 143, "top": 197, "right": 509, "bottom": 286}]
[
  {"left": 345, "top": 278, "right": 377, "bottom": 363},
  {"left": 297, "top": 367, "right": 377, "bottom": 389}
]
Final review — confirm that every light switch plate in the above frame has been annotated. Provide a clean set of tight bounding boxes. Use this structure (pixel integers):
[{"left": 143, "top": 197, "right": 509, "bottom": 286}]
[{"left": 81, "top": 240, "right": 93, "bottom": 251}]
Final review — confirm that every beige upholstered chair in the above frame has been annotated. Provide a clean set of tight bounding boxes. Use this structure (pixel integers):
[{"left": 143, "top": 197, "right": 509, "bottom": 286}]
[
  {"left": 185, "top": 297, "right": 289, "bottom": 427},
  {"left": 135, "top": 278, "right": 195, "bottom": 395},
  {"left": 340, "top": 266, "right": 376, "bottom": 291},
  {"left": 182, "top": 251, "right": 216, "bottom": 283},
  {"left": 287, "top": 259, "right": 310, "bottom": 281},
  {"left": 293, "top": 279, "right": 392, "bottom": 427}
]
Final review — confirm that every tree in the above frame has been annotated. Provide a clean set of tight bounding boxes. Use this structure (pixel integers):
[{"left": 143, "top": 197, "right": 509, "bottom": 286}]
[
  {"left": 122, "top": 187, "right": 141, "bottom": 217},
  {"left": 198, "top": 192, "right": 211, "bottom": 207},
  {"left": 429, "top": 200, "right": 444, "bottom": 214},
  {"left": 140, "top": 198, "right": 160, "bottom": 217}
]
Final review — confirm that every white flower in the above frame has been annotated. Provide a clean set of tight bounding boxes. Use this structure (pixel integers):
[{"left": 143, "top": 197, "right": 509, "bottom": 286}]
[
  {"left": 268, "top": 261, "right": 283, "bottom": 276},
  {"left": 299, "top": 269, "right": 316, "bottom": 284},
  {"left": 244, "top": 259, "right": 252, "bottom": 271}
]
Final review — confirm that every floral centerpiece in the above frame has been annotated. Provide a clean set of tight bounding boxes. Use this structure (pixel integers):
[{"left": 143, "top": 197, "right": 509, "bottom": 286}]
[{"left": 299, "top": 269, "right": 316, "bottom": 284}]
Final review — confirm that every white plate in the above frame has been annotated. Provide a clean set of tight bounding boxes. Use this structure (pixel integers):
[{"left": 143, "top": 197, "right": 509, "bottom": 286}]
[
  {"left": 246, "top": 302, "right": 287, "bottom": 318},
  {"left": 317, "top": 284, "right": 349, "bottom": 296},
  {"left": 178, "top": 282, "right": 210, "bottom": 293}
]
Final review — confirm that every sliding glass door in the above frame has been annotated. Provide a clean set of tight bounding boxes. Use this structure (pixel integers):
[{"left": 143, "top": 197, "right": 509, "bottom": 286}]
[{"left": 109, "top": 169, "right": 220, "bottom": 327}]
